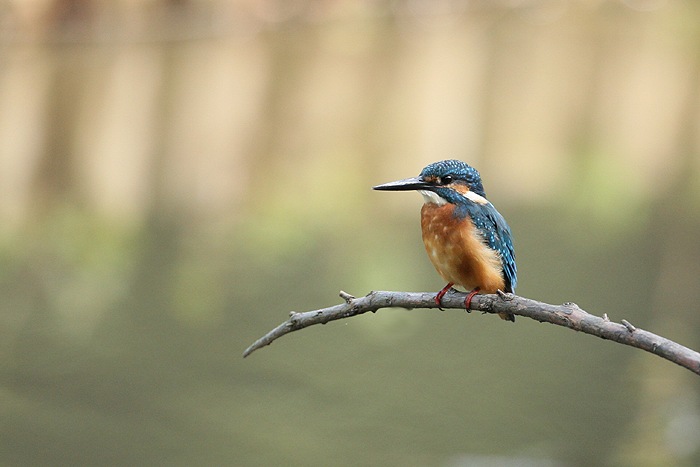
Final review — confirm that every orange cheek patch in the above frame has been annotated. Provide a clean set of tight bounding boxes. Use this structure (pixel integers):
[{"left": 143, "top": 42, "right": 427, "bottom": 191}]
[{"left": 451, "top": 183, "right": 470, "bottom": 195}]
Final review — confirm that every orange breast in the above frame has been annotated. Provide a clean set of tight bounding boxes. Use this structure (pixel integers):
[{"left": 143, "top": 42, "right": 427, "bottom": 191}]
[{"left": 421, "top": 203, "right": 505, "bottom": 293}]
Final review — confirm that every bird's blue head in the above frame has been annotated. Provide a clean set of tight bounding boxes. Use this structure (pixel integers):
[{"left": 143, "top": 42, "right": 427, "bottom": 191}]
[{"left": 373, "top": 159, "right": 487, "bottom": 206}]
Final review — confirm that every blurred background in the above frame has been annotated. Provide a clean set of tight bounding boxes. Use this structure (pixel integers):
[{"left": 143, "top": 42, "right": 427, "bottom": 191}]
[{"left": 1, "top": 0, "right": 700, "bottom": 465}]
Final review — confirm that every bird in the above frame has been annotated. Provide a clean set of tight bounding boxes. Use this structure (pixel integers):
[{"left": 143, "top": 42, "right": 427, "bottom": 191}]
[{"left": 373, "top": 159, "right": 517, "bottom": 321}]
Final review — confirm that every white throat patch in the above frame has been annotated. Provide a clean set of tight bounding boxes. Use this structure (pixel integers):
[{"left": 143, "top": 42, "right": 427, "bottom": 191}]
[{"left": 419, "top": 190, "right": 447, "bottom": 206}]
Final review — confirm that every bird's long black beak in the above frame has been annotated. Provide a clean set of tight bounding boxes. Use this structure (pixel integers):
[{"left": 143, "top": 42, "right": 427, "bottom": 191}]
[{"left": 372, "top": 176, "right": 431, "bottom": 191}]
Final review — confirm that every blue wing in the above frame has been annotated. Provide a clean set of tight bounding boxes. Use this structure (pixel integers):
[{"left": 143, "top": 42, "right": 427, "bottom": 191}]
[{"left": 455, "top": 202, "right": 517, "bottom": 293}]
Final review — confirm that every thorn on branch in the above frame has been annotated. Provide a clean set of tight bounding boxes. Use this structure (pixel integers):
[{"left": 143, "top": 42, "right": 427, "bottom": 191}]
[
  {"left": 288, "top": 312, "right": 302, "bottom": 328},
  {"left": 621, "top": 319, "right": 636, "bottom": 332},
  {"left": 497, "top": 289, "right": 514, "bottom": 301},
  {"left": 339, "top": 290, "right": 355, "bottom": 303}
]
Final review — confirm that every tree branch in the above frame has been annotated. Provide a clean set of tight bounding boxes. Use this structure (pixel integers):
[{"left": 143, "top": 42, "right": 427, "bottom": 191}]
[{"left": 243, "top": 290, "right": 700, "bottom": 376}]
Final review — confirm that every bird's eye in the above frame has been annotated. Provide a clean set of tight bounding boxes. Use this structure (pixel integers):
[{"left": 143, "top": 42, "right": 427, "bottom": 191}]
[{"left": 440, "top": 175, "right": 453, "bottom": 185}]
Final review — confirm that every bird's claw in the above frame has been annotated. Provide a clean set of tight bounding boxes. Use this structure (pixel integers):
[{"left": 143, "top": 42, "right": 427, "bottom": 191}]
[
  {"left": 435, "top": 283, "right": 454, "bottom": 310},
  {"left": 464, "top": 288, "right": 480, "bottom": 310}
]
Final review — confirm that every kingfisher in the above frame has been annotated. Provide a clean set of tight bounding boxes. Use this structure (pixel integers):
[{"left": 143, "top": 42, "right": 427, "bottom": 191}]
[{"left": 373, "top": 159, "right": 517, "bottom": 321}]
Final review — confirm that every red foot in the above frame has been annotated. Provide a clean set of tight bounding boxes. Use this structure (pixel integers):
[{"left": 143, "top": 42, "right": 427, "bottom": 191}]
[
  {"left": 434, "top": 283, "right": 454, "bottom": 310},
  {"left": 464, "top": 288, "right": 481, "bottom": 310}
]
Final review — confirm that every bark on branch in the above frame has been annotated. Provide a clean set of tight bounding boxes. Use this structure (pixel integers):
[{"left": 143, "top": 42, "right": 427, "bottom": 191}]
[{"left": 243, "top": 290, "right": 700, "bottom": 376}]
